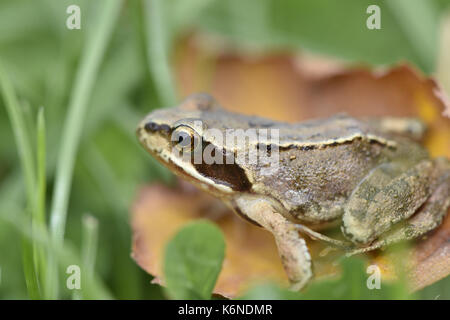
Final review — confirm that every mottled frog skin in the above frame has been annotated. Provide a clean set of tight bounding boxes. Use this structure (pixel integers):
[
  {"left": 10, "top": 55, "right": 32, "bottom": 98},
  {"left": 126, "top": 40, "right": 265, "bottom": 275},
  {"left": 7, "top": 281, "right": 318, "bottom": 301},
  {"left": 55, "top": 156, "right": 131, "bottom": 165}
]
[{"left": 137, "top": 93, "right": 450, "bottom": 290}]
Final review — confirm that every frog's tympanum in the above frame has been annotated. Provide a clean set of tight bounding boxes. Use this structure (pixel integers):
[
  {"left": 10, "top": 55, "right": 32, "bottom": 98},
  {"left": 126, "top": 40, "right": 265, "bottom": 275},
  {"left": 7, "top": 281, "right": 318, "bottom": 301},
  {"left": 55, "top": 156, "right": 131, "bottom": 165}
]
[{"left": 137, "top": 93, "right": 450, "bottom": 290}]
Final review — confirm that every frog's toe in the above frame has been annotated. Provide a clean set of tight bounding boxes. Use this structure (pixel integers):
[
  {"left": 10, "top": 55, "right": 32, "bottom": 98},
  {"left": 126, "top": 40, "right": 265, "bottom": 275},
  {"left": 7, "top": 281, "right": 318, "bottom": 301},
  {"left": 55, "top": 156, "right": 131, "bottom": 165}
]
[
  {"left": 295, "top": 223, "right": 352, "bottom": 249},
  {"left": 288, "top": 278, "right": 310, "bottom": 292}
]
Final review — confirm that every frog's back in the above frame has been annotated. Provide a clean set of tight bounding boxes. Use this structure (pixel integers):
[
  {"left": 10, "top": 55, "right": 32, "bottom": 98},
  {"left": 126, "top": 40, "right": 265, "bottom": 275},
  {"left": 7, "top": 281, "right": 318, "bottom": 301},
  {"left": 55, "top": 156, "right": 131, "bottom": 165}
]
[
  {"left": 248, "top": 115, "right": 428, "bottom": 222},
  {"left": 205, "top": 111, "right": 393, "bottom": 147},
  {"left": 251, "top": 139, "right": 387, "bottom": 221},
  {"left": 278, "top": 114, "right": 391, "bottom": 147}
]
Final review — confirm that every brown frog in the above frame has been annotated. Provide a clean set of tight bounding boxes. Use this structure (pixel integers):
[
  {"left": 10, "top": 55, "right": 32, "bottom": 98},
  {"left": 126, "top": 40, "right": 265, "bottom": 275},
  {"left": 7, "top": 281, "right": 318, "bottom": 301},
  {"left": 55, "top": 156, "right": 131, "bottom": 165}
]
[{"left": 137, "top": 93, "right": 450, "bottom": 290}]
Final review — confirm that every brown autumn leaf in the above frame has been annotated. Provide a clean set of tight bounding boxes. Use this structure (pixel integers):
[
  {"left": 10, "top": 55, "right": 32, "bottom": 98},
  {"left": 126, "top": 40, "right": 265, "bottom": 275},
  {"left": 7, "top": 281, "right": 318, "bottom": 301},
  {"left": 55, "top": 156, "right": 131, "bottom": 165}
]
[
  {"left": 132, "top": 183, "right": 287, "bottom": 298},
  {"left": 132, "top": 39, "right": 450, "bottom": 297},
  {"left": 409, "top": 213, "right": 450, "bottom": 291},
  {"left": 132, "top": 181, "right": 343, "bottom": 298}
]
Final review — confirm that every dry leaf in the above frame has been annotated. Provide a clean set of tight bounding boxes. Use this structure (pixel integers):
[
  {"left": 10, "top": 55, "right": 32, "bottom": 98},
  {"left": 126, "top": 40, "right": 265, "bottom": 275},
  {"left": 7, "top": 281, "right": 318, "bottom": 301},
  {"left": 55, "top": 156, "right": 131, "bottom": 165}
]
[
  {"left": 132, "top": 184, "right": 287, "bottom": 298},
  {"left": 132, "top": 38, "right": 450, "bottom": 297},
  {"left": 409, "top": 214, "right": 450, "bottom": 291},
  {"left": 132, "top": 183, "right": 341, "bottom": 298}
]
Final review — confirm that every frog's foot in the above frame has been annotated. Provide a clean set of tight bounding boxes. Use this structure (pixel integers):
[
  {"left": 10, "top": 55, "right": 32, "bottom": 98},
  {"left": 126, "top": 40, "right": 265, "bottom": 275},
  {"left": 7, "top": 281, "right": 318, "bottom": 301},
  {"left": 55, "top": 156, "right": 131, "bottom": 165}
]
[
  {"left": 288, "top": 276, "right": 310, "bottom": 292},
  {"left": 294, "top": 224, "right": 353, "bottom": 250},
  {"left": 347, "top": 157, "right": 450, "bottom": 257},
  {"left": 235, "top": 196, "right": 313, "bottom": 291}
]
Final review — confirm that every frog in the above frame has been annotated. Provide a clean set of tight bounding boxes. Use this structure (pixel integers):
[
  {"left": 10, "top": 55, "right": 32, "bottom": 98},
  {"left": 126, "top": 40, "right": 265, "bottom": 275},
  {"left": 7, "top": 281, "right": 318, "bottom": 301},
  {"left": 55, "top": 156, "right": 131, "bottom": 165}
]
[{"left": 137, "top": 93, "right": 450, "bottom": 291}]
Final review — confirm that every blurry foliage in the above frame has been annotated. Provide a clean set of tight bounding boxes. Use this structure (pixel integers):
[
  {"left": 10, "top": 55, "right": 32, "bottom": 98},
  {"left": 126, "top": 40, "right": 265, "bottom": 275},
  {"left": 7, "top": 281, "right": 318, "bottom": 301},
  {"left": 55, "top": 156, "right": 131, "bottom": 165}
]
[
  {"left": 163, "top": 221, "right": 225, "bottom": 299},
  {"left": 419, "top": 275, "right": 450, "bottom": 300},
  {"left": 0, "top": 0, "right": 448, "bottom": 299},
  {"left": 163, "top": 223, "right": 412, "bottom": 300},
  {"left": 198, "top": 0, "right": 440, "bottom": 73},
  {"left": 241, "top": 258, "right": 413, "bottom": 300},
  {"left": 163, "top": 224, "right": 447, "bottom": 300}
]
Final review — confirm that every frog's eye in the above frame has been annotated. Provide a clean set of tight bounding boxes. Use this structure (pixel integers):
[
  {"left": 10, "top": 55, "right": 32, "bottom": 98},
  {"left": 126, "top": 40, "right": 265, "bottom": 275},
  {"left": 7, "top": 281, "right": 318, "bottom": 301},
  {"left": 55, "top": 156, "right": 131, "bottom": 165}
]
[{"left": 171, "top": 125, "right": 200, "bottom": 152}]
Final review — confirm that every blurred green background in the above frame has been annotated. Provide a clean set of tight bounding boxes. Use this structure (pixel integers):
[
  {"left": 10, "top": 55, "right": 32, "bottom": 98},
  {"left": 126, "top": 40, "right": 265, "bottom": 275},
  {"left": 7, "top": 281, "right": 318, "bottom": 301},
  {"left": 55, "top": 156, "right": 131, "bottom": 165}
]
[{"left": 0, "top": 0, "right": 449, "bottom": 299}]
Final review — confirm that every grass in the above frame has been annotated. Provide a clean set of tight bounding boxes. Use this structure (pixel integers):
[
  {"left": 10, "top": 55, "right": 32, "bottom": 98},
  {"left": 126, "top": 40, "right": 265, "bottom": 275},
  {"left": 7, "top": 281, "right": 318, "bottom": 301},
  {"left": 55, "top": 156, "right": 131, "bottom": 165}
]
[
  {"left": 0, "top": 205, "right": 112, "bottom": 299},
  {"left": 0, "top": 0, "right": 123, "bottom": 299},
  {"left": 144, "top": 0, "right": 177, "bottom": 106},
  {"left": 0, "top": 61, "right": 41, "bottom": 298},
  {"left": 0, "top": 59, "right": 111, "bottom": 299},
  {"left": 35, "top": 108, "right": 47, "bottom": 290},
  {"left": 73, "top": 214, "right": 98, "bottom": 299},
  {"left": 49, "top": 0, "right": 122, "bottom": 244},
  {"left": 46, "top": 0, "right": 122, "bottom": 299}
]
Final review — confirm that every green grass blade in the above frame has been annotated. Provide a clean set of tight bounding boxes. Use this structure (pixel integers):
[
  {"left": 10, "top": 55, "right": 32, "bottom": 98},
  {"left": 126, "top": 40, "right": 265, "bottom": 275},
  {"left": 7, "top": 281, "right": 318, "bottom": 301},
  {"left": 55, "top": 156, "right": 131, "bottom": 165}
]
[
  {"left": 0, "top": 208, "right": 113, "bottom": 300},
  {"left": 46, "top": 0, "right": 123, "bottom": 299},
  {"left": 81, "top": 214, "right": 98, "bottom": 280},
  {"left": 72, "top": 214, "right": 99, "bottom": 300},
  {"left": 79, "top": 214, "right": 99, "bottom": 299},
  {"left": 36, "top": 107, "right": 46, "bottom": 227},
  {"left": 49, "top": 0, "right": 123, "bottom": 243},
  {"left": 21, "top": 238, "right": 41, "bottom": 299},
  {"left": 34, "top": 107, "right": 47, "bottom": 288},
  {"left": 0, "top": 62, "right": 36, "bottom": 202},
  {"left": 0, "top": 61, "right": 40, "bottom": 299},
  {"left": 143, "top": 0, "right": 177, "bottom": 106}
]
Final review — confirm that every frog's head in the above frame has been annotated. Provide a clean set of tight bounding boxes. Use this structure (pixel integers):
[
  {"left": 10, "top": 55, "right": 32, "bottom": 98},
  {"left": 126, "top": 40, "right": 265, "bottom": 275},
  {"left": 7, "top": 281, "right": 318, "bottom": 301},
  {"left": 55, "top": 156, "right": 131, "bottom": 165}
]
[{"left": 137, "top": 93, "right": 252, "bottom": 196}]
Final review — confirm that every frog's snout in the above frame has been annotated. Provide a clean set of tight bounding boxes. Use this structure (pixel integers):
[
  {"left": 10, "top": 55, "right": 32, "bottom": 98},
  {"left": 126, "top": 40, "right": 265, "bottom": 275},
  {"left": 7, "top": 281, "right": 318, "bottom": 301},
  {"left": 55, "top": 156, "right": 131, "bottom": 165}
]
[
  {"left": 137, "top": 117, "right": 173, "bottom": 152},
  {"left": 136, "top": 119, "right": 148, "bottom": 141},
  {"left": 139, "top": 119, "right": 171, "bottom": 138},
  {"left": 136, "top": 125, "right": 145, "bottom": 143}
]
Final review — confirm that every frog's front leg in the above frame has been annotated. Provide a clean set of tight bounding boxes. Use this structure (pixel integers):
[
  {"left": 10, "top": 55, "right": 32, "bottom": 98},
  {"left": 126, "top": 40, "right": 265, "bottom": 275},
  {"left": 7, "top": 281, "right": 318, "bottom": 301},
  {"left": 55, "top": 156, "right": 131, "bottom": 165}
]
[
  {"left": 234, "top": 196, "right": 313, "bottom": 291},
  {"left": 348, "top": 157, "right": 450, "bottom": 256},
  {"left": 342, "top": 160, "right": 434, "bottom": 244}
]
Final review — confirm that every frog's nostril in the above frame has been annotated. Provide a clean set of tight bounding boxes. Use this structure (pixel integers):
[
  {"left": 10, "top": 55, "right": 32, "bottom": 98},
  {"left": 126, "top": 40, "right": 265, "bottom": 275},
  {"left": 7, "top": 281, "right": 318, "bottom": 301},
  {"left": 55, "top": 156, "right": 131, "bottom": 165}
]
[{"left": 144, "top": 122, "right": 159, "bottom": 132}]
